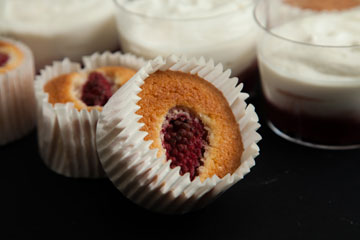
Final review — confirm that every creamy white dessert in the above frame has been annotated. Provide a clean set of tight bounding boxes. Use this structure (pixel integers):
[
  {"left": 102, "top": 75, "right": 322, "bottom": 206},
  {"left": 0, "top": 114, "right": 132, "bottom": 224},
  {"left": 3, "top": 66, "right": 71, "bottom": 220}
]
[
  {"left": 258, "top": 8, "right": 360, "bottom": 117},
  {"left": 0, "top": 0, "right": 118, "bottom": 70},
  {"left": 114, "top": 0, "right": 258, "bottom": 77},
  {"left": 256, "top": 4, "right": 360, "bottom": 147}
]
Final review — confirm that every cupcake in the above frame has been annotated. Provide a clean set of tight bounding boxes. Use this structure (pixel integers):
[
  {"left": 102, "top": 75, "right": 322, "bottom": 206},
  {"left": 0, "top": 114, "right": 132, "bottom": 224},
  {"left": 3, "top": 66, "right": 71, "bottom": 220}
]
[
  {"left": 96, "top": 55, "right": 261, "bottom": 213},
  {"left": 35, "top": 52, "right": 146, "bottom": 178},
  {"left": 0, "top": 37, "right": 35, "bottom": 145}
]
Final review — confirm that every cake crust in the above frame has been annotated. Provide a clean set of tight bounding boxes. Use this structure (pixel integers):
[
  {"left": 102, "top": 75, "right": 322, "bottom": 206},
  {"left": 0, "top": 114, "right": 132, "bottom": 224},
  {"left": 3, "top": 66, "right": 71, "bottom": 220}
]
[
  {"left": 136, "top": 70, "right": 243, "bottom": 181},
  {"left": 44, "top": 66, "right": 136, "bottom": 111},
  {"left": 95, "top": 66, "right": 136, "bottom": 89}
]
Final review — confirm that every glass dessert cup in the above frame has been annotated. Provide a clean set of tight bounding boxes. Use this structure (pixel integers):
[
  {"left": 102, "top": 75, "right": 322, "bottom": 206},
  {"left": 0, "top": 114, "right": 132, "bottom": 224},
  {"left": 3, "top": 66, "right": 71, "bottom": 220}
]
[
  {"left": 0, "top": 0, "right": 118, "bottom": 71},
  {"left": 254, "top": 0, "right": 360, "bottom": 150},
  {"left": 113, "top": 0, "right": 260, "bottom": 95}
]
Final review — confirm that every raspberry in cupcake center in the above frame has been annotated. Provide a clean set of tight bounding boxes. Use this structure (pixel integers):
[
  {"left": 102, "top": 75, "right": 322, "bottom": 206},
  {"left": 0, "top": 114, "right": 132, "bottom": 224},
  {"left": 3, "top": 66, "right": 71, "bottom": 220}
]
[
  {"left": 161, "top": 107, "right": 209, "bottom": 180},
  {"left": 0, "top": 52, "right": 9, "bottom": 67},
  {"left": 81, "top": 72, "right": 112, "bottom": 107}
]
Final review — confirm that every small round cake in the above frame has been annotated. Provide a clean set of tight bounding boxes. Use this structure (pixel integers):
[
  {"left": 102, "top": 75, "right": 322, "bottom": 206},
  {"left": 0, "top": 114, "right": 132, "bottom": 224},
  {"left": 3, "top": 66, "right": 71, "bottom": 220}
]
[
  {"left": 136, "top": 70, "right": 243, "bottom": 181},
  {"left": 284, "top": 0, "right": 360, "bottom": 11},
  {"left": 35, "top": 52, "right": 146, "bottom": 178},
  {"left": 0, "top": 37, "right": 35, "bottom": 145},
  {"left": 268, "top": 0, "right": 360, "bottom": 27},
  {"left": 44, "top": 66, "right": 136, "bottom": 111},
  {"left": 96, "top": 55, "right": 261, "bottom": 213}
]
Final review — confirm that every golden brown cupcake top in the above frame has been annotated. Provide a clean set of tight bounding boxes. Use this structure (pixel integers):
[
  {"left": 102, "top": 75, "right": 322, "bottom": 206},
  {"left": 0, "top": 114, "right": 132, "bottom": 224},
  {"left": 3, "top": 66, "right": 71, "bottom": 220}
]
[
  {"left": 44, "top": 66, "right": 136, "bottom": 111},
  {"left": 284, "top": 0, "right": 360, "bottom": 11},
  {"left": 136, "top": 70, "right": 243, "bottom": 181},
  {"left": 0, "top": 41, "right": 24, "bottom": 74}
]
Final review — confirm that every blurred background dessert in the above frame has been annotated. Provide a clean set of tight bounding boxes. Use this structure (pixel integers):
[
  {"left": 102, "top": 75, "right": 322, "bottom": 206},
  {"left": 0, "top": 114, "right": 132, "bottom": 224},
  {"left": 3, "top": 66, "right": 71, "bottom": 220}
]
[
  {"left": 0, "top": 37, "right": 35, "bottom": 145},
  {"left": 268, "top": 0, "right": 360, "bottom": 26},
  {"left": 114, "top": 0, "right": 259, "bottom": 93},
  {"left": 255, "top": 0, "right": 360, "bottom": 149},
  {"left": 0, "top": 0, "right": 118, "bottom": 71},
  {"left": 284, "top": 0, "right": 360, "bottom": 11}
]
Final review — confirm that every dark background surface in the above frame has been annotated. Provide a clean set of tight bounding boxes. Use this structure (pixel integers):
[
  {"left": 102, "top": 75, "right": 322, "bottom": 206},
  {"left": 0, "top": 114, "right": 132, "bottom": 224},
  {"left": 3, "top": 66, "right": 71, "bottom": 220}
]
[{"left": 3, "top": 94, "right": 360, "bottom": 239}]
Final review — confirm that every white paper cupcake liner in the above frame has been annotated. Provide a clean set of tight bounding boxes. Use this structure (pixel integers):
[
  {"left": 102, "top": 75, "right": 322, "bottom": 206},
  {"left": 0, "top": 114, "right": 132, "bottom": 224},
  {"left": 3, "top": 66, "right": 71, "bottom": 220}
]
[
  {"left": 0, "top": 37, "right": 35, "bottom": 145},
  {"left": 96, "top": 55, "right": 261, "bottom": 214},
  {"left": 83, "top": 51, "right": 147, "bottom": 71},
  {"left": 34, "top": 51, "right": 146, "bottom": 178}
]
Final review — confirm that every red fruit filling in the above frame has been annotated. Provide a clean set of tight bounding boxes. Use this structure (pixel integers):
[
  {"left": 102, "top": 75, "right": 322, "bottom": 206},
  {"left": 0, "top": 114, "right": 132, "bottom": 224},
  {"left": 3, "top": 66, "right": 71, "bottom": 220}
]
[
  {"left": 81, "top": 72, "right": 112, "bottom": 106},
  {"left": 161, "top": 107, "right": 209, "bottom": 180},
  {"left": 0, "top": 52, "right": 9, "bottom": 67}
]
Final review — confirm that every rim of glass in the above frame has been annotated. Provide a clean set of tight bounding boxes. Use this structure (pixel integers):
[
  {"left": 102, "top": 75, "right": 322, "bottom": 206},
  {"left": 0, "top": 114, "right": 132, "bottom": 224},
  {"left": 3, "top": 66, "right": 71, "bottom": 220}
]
[
  {"left": 113, "top": 0, "right": 250, "bottom": 21},
  {"left": 253, "top": 0, "right": 360, "bottom": 48}
]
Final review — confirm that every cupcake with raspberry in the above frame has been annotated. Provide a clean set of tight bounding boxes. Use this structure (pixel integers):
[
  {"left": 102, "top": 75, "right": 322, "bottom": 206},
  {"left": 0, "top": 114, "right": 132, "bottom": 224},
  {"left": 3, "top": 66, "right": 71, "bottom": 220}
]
[
  {"left": 96, "top": 55, "right": 261, "bottom": 213},
  {"left": 0, "top": 37, "right": 35, "bottom": 145},
  {"left": 35, "top": 52, "right": 146, "bottom": 178}
]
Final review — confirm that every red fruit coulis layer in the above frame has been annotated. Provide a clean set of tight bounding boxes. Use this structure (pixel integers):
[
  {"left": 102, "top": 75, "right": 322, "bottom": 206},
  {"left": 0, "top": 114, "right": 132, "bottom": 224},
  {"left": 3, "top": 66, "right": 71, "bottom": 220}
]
[
  {"left": 81, "top": 72, "right": 112, "bottom": 106},
  {"left": 161, "top": 107, "right": 208, "bottom": 180},
  {"left": 0, "top": 52, "right": 9, "bottom": 67}
]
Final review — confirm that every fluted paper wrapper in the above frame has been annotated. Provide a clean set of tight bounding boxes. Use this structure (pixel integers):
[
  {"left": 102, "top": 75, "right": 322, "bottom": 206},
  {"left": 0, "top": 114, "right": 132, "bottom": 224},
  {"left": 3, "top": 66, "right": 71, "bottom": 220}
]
[
  {"left": 0, "top": 37, "right": 35, "bottom": 145},
  {"left": 34, "top": 51, "right": 146, "bottom": 178},
  {"left": 96, "top": 55, "right": 261, "bottom": 213}
]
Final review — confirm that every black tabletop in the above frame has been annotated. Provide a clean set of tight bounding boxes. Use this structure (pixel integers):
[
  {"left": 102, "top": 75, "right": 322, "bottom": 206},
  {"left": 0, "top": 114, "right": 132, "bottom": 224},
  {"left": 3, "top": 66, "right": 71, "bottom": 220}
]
[{"left": 4, "top": 94, "right": 360, "bottom": 239}]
